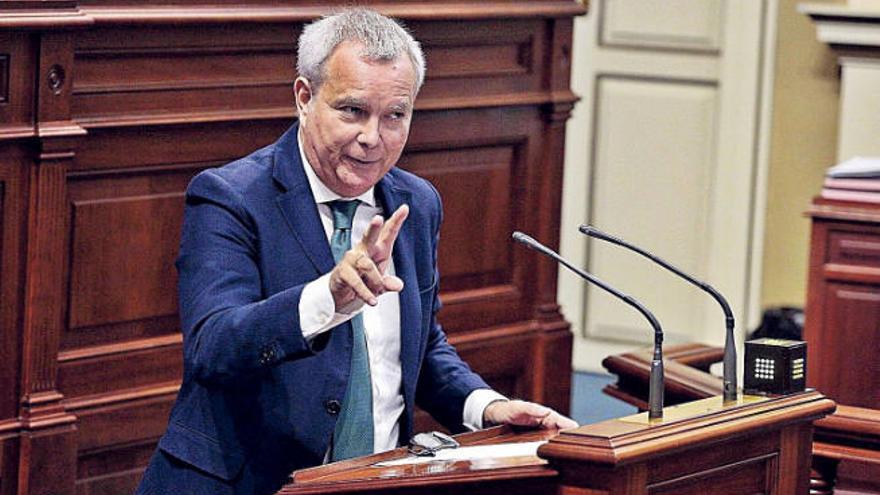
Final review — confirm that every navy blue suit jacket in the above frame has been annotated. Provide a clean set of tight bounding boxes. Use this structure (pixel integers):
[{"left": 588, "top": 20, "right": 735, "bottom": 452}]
[{"left": 137, "top": 124, "right": 489, "bottom": 495}]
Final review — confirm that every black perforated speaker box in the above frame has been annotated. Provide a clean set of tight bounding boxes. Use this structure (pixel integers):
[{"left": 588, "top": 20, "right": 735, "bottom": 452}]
[{"left": 743, "top": 338, "right": 807, "bottom": 396}]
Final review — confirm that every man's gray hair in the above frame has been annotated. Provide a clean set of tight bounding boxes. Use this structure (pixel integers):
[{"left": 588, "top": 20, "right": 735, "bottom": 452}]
[{"left": 297, "top": 9, "right": 426, "bottom": 93}]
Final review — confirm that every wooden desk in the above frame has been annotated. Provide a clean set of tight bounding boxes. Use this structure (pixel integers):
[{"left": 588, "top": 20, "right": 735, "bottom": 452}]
[
  {"left": 282, "top": 391, "right": 835, "bottom": 495},
  {"left": 283, "top": 427, "right": 559, "bottom": 495},
  {"left": 604, "top": 344, "right": 880, "bottom": 494}
]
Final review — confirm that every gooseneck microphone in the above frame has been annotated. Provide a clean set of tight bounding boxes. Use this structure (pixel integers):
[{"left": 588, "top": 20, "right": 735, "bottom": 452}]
[
  {"left": 512, "top": 231, "right": 664, "bottom": 419},
  {"left": 579, "top": 225, "right": 738, "bottom": 403}
]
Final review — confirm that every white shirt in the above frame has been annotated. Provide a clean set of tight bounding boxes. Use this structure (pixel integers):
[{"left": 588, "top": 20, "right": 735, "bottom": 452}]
[{"left": 295, "top": 131, "right": 505, "bottom": 454}]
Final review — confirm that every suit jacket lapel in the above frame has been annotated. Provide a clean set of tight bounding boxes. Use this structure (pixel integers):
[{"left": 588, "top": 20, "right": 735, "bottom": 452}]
[
  {"left": 272, "top": 124, "right": 335, "bottom": 275},
  {"left": 375, "top": 173, "right": 421, "bottom": 408}
]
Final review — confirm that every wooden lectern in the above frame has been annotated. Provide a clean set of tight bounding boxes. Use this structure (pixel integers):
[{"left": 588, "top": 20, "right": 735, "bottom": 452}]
[{"left": 280, "top": 390, "right": 834, "bottom": 495}]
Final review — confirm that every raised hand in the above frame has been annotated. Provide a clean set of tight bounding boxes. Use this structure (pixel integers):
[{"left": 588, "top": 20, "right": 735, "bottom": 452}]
[{"left": 329, "top": 204, "right": 409, "bottom": 312}]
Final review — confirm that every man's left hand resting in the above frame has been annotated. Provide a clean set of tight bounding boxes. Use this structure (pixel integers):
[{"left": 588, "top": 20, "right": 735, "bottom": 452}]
[{"left": 483, "top": 400, "right": 578, "bottom": 430}]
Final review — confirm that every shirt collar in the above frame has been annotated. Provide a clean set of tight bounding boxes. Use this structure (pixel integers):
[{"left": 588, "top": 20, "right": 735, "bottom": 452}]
[{"left": 297, "top": 128, "right": 376, "bottom": 207}]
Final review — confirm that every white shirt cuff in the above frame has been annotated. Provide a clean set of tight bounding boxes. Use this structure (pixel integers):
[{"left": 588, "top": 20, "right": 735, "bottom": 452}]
[
  {"left": 299, "top": 273, "right": 361, "bottom": 340},
  {"left": 462, "top": 389, "right": 508, "bottom": 431}
]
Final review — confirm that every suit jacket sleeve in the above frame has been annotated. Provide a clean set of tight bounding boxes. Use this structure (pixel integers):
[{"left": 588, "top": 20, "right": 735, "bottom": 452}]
[
  {"left": 176, "top": 169, "right": 316, "bottom": 387},
  {"left": 413, "top": 183, "right": 491, "bottom": 432}
]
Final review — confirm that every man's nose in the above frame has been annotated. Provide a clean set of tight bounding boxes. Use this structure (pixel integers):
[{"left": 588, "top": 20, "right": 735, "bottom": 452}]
[{"left": 357, "top": 117, "right": 380, "bottom": 148}]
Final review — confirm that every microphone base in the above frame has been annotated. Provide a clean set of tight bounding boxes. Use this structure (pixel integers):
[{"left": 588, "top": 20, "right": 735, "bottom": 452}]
[{"left": 617, "top": 392, "right": 770, "bottom": 425}]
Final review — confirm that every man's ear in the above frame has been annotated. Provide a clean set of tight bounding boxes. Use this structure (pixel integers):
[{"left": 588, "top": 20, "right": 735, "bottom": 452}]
[{"left": 294, "top": 77, "right": 313, "bottom": 118}]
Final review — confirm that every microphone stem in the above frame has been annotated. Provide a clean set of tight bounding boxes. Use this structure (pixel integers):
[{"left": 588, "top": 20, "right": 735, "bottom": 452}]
[
  {"left": 580, "top": 226, "right": 738, "bottom": 403},
  {"left": 512, "top": 232, "right": 665, "bottom": 419}
]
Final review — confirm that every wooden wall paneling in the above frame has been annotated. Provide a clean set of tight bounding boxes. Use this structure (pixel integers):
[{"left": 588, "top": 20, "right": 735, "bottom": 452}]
[
  {"left": 413, "top": 19, "right": 545, "bottom": 108},
  {"left": 0, "top": 161, "right": 23, "bottom": 495},
  {"left": 72, "top": 23, "right": 299, "bottom": 126},
  {"left": 1, "top": 2, "right": 586, "bottom": 492},
  {"left": 0, "top": 148, "right": 25, "bottom": 424},
  {"left": 819, "top": 280, "right": 880, "bottom": 407},
  {"left": 63, "top": 167, "right": 194, "bottom": 347},
  {"left": 0, "top": 142, "right": 29, "bottom": 495},
  {"left": 18, "top": 425, "right": 78, "bottom": 495},
  {"left": 536, "top": 324, "right": 573, "bottom": 414},
  {"left": 18, "top": 27, "right": 85, "bottom": 495},
  {"left": 534, "top": 16, "right": 577, "bottom": 413},
  {"left": 0, "top": 433, "right": 19, "bottom": 495},
  {"left": 74, "top": 121, "right": 291, "bottom": 172},
  {"left": 404, "top": 106, "right": 538, "bottom": 334},
  {"left": 806, "top": 217, "right": 880, "bottom": 410},
  {"left": 0, "top": 31, "right": 36, "bottom": 140},
  {"left": 63, "top": 15, "right": 302, "bottom": 487},
  {"left": 0, "top": 28, "right": 37, "bottom": 495},
  {"left": 0, "top": 1, "right": 77, "bottom": 10},
  {"left": 72, "top": 391, "right": 176, "bottom": 494}
]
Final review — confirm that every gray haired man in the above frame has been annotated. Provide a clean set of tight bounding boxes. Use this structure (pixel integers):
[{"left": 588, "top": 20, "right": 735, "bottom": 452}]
[{"left": 136, "top": 9, "right": 575, "bottom": 495}]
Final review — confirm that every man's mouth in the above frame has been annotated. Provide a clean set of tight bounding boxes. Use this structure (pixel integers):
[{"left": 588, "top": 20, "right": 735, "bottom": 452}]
[{"left": 345, "top": 156, "right": 380, "bottom": 167}]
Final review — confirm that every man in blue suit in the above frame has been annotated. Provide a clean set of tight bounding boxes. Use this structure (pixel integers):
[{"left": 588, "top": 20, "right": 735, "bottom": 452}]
[{"left": 136, "top": 9, "right": 575, "bottom": 495}]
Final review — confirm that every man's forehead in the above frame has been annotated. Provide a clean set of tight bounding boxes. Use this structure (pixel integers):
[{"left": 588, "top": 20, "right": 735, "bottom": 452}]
[
  {"left": 332, "top": 93, "right": 411, "bottom": 108},
  {"left": 322, "top": 42, "right": 417, "bottom": 97}
]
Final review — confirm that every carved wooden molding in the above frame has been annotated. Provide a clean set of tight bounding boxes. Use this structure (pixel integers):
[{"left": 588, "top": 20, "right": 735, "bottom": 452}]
[
  {"left": 84, "top": 3, "right": 587, "bottom": 25},
  {"left": 0, "top": 54, "right": 8, "bottom": 104},
  {"left": 800, "top": 2, "right": 880, "bottom": 51},
  {"left": 0, "top": 2, "right": 587, "bottom": 29}
]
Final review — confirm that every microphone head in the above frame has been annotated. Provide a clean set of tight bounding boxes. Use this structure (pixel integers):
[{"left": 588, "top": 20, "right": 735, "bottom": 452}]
[
  {"left": 579, "top": 224, "right": 598, "bottom": 236},
  {"left": 512, "top": 231, "right": 534, "bottom": 245},
  {"left": 512, "top": 231, "right": 548, "bottom": 255}
]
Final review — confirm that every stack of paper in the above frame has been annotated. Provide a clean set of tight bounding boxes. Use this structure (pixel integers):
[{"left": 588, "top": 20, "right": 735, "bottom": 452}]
[
  {"left": 376, "top": 440, "right": 547, "bottom": 467},
  {"left": 826, "top": 156, "right": 880, "bottom": 178},
  {"left": 822, "top": 157, "right": 880, "bottom": 203}
]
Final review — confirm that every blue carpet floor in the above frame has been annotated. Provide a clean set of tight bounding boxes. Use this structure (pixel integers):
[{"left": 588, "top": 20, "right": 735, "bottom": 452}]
[{"left": 569, "top": 371, "right": 638, "bottom": 425}]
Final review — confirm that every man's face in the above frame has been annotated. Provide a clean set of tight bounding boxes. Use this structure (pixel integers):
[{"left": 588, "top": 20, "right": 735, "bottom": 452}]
[{"left": 295, "top": 41, "right": 417, "bottom": 198}]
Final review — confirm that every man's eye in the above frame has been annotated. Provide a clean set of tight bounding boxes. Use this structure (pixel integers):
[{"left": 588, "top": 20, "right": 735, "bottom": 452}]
[
  {"left": 388, "top": 112, "right": 405, "bottom": 121},
  {"left": 340, "top": 106, "right": 362, "bottom": 116}
]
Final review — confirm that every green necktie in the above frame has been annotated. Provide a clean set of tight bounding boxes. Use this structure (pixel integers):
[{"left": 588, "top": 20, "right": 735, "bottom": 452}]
[{"left": 328, "top": 200, "right": 375, "bottom": 461}]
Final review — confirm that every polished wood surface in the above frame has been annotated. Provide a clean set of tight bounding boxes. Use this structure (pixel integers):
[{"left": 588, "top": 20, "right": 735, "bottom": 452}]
[
  {"left": 805, "top": 190, "right": 880, "bottom": 493},
  {"left": 283, "top": 427, "right": 559, "bottom": 495},
  {"left": 805, "top": 195, "right": 880, "bottom": 410},
  {"left": 281, "top": 391, "right": 835, "bottom": 495},
  {"left": 0, "top": 1, "right": 585, "bottom": 493},
  {"left": 604, "top": 344, "right": 880, "bottom": 495}
]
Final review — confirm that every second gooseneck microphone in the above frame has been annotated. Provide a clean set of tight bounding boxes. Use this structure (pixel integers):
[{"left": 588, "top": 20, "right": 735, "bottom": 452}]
[
  {"left": 512, "top": 231, "right": 665, "bottom": 419},
  {"left": 579, "top": 225, "right": 738, "bottom": 403}
]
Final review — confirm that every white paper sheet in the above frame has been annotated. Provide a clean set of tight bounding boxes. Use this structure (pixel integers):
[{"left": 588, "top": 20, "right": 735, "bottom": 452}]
[
  {"left": 827, "top": 156, "right": 880, "bottom": 178},
  {"left": 375, "top": 440, "right": 547, "bottom": 467}
]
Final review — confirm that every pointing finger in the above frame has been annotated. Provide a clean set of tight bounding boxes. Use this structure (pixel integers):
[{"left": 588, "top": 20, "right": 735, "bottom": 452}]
[
  {"left": 370, "top": 205, "right": 409, "bottom": 264},
  {"left": 358, "top": 215, "right": 384, "bottom": 252},
  {"left": 378, "top": 205, "right": 409, "bottom": 248}
]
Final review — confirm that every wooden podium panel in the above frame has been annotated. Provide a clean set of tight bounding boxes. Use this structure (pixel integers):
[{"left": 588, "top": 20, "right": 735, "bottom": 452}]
[
  {"left": 282, "top": 391, "right": 835, "bottom": 495},
  {"left": 542, "top": 392, "right": 834, "bottom": 495},
  {"left": 604, "top": 344, "right": 880, "bottom": 494}
]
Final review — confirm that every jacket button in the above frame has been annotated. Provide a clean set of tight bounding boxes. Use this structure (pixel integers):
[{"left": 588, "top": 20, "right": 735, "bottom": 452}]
[{"left": 325, "top": 399, "right": 341, "bottom": 415}]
